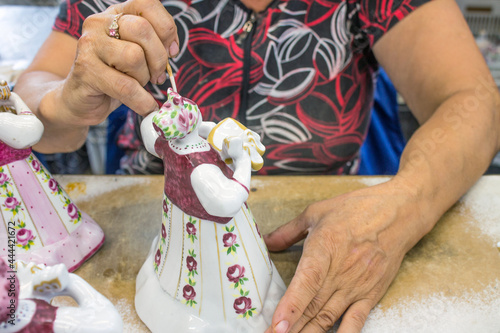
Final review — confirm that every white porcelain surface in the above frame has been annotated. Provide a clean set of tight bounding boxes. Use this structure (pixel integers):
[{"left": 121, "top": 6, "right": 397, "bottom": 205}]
[
  {"left": 1, "top": 261, "right": 122, "bottom": 333},
  {"left": 136, "top": 89, "right": 285, "bottom": 332}
]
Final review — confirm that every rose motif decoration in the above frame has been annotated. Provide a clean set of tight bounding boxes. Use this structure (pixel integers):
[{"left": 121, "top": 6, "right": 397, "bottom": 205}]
[
  {"left": 31, "top": 159, "right": 40, "bottom": 172},
  {"left": 186, "top": 222, "right": 197, "bottom": 236},
  {"left": 163, "top": 200, "right": 169, "bottom": 214},
  {"left": 172, "top": 93, "right": 181, "bottom": 106},
  {"left": 183, "top": 285, "right": 196, "bottom": 301},
  {"left": 66, "top": 203, "right": 79, "bottom": 220},
  {"left": 186, "top": 256, "right": 197, "bottom": 272},
  {"left": 0, "top": 173, "right": 9, "bottom": 186},
  {"left": 161, "top": 224, "right": 167, "bottom": 239},
  {"left": 16, "top": 228, "right": 34, "bottom": 247},
  {"left": 233, "top": 296, "right": 252, "bottom": 315},
  {"left": 162, "top": 101, "right": 172, "bottom": 110},
  {"left": 177, "top": 108, "right": 192, "bottom": 134},
  {"left": 48, "top": 178, "right": 58, "bottom": 192},
  {"left": 155, "top": 249, "right": 161, "bottom": 267},
  {"left": 153, "top": 88, "right": 199, "bottom": 140},
  {"left": 227, "top": 265, "right": 245, "bottom": 283},
  {"left": 4, "top": 197, "right": 20, "bottom": 210},
  {"left": 223, "top": 233, "right": 237, "bottom": 247}
]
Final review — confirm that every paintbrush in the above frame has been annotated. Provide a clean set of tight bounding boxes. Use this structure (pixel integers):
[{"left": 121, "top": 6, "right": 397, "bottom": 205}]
[{"left": 166, "top": 59, "right": 177, "bottom": 93}]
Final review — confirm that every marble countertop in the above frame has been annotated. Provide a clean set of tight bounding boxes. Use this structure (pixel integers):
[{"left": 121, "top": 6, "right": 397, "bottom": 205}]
[{"left": 52, "top": 175, "right": 500, "bottom": 332}]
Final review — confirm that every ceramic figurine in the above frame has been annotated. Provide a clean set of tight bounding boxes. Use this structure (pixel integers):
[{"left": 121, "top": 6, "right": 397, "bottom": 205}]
[
  {"left": 0, "top": 81, "right": 105, "bottom": 272},
  {"left": 0, "top": 258, "right": 123, "bottom": 332},
  {"left": 136, "top": 88, "right": 286, "bottom": 332}
]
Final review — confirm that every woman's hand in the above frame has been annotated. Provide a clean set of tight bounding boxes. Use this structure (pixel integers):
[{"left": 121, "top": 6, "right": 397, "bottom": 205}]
[
  {"left": 264, "top": 178, "right": 430, "bottom": 332},
  {"left": 61, "top": 0, "right": 179, "bottom": 126}
]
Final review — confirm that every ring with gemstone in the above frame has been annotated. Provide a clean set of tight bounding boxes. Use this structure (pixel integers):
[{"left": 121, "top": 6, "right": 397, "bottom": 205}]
[{"left": 108, "top": 13, "right": 124, "bottom": 39}]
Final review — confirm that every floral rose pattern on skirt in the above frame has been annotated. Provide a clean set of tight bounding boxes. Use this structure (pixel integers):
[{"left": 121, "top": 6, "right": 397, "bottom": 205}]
[
  {"left": 222, "top": 222, "right": 257, "bottom": 319},
  {"left": 227, "top": 264, "right": 247, "bottom": 286},
  {"left": 154, "top": 195, "right": 172, "bottom": 274},
  {"left": 182, "top": 214, "right": 200, "bottom": 308},
  {"left": 222, "top": 225, "right": 239, "bottom": 255},
  {"left": 186, "top": 216, "right": 198, "bottom": 243},
  {"left": 234, "top": 296, "right": 254, "bottom": 316},
  {"left": 183, "top": 285, "right": 196, "bottom": 301},
  {"left": 0, "top": 172, "right": 9, "bottom": 187},
  {"left": 161, "top": 223, "right": 167, "bottom": 239},
  {"left": 0, "top": 165, "right": 39, "bottom": 252},
  {"left": 154, "top": 249, "right": 162, "bottom": 270},
  {"left": 27, "top": 155, "right": 81, "bottom": 224},
  {"left": 15, "top": 224, "right": 36, "bottom": 250},
  {"left": 186, "top": 255, "right": 197, "bottom": 273}
]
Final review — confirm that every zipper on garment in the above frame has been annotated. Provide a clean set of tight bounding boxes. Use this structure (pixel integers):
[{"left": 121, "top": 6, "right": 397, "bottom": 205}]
[{"left": 237, "top": 12, "right": 257, "bottom": 126}]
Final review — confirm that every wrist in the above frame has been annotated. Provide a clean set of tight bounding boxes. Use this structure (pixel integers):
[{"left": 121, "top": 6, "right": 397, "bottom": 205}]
[
  {"left": 35, "top": 83, "right": 89, "bottom": 153},
  {"left": 384, "top": 175, "right": 437, "bottom": 249}
]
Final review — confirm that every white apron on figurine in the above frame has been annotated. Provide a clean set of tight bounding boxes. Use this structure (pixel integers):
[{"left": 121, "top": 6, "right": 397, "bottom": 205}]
[
  {"left": 0, "top": 82, "right": 105, "bottom": 272},
  {"left": 0, "top": 258, "right": 122, "bottom": 332},
  {"left": 136, "top": 88, "right": 286, "bottom": 332}
]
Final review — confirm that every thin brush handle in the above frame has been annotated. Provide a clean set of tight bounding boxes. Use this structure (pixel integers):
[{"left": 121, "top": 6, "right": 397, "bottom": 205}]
[{"left": 166, "top": 59, "right": 177, "bottom": 92}]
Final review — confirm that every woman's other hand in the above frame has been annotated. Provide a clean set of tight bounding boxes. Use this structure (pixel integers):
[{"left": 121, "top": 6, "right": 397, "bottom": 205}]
[{"left": 264, "top": 178, "right": 426, "bottom": 332}]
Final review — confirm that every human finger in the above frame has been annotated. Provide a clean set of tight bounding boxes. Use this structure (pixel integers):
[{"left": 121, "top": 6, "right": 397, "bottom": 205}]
[
  {"left": 111, "top": 0, "right": 179, "bottom": 56},
  {"left": 336, "top": 300, "right": 372, "bottom": 333},
  {"left": 90, "top": 59, "right": 158, "bottom": 116},
  {"left": 97, "top": 38, "right": 151, "bottom": 87},
  {"left": 267, "top": 237, "right": 331, "bottom": 333},
  {"left": 264, "top": 213, "right": 310, "bottom": 252},
  {"left": 104, "top": 14, "right": 169, "bottom": 85},
  {"left": 289, "top": 285, "right": 347, "bottom": 332},
  {"left": 297, "top": 292, "right": 355, "bottom": 333},
  {"left": 71, "top": 30, "right": 158, "bottom": 117}
]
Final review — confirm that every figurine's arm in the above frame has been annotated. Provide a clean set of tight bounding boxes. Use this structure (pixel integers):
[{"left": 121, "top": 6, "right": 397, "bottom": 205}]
[
  {"left": 140, "top": 111, "right": 160, "bottom": 158},
  {"left": 191, "top": 137, "right": 251, "bottom": 217},
  {"left": 198, "top": 121, "right": 216, "bottom": 139},
  {"left": 0, "top": 93, "right": 44, "bottom": 149}
]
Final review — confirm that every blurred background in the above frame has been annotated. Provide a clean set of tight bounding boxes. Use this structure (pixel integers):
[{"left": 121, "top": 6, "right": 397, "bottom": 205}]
[{"left": 0, "top": 0, "right": 499, "bottom": 174}]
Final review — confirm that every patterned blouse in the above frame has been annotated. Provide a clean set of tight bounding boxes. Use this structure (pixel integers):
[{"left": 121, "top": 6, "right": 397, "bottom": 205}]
[{"left": 53, "top": 0, "right": 428, "bottom": 175}]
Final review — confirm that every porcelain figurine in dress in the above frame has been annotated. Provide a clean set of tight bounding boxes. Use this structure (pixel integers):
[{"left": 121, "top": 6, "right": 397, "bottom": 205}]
[
  {"left": 136, "top": 88, "right": 286, "bottom": 332},
  {"left": 0, "top": 81, "right": 105, "bottom": 272},
  {"left": 0, "top": 258, "right": 122, "bottom": 332}
]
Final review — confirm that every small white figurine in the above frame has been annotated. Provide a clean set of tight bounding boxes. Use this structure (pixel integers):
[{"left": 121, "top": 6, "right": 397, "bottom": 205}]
[
  {"left": 0, "top": 258, "right": 123, "bottom": 332},
  {"left": 136, "top": 88, "right": 286, "bottom": 332},
  {"left": 0, "top": 81, "right": 105, "bottom": 272}
]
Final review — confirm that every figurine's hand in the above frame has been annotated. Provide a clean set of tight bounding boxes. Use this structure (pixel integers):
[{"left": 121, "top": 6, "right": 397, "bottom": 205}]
[
  {"left": 264, "top": 179, "right": 426, "bottom": 333},
  {"left": 222, "top": 136, "right": 244, "bottom": 162},
  {"left": 61, "top": 0, "right": 179, "bottom": 126},
  {"left": 31, "top": 264, "right": 70, "bottom": 297},
  {"left": 15, "top": 262, "right": 70, "bottom": 301}
]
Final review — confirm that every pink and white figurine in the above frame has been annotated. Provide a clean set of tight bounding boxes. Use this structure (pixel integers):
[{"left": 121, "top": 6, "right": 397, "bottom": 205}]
[
  {"left": 136, "top": 88, "right": 286, "bottom": 332},
  {"left": 0, "top": 81, "right": 104, "bottom": 272},
  {"left": 0, "top": 258, "right": 122, "bottom": 332}
]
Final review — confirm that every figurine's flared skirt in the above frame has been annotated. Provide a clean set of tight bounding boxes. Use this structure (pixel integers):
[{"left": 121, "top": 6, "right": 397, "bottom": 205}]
[
  {"left": 0, "top": 154, "right": 104, "bottom": 271},
  {"left": 135, "top": 196, "right": 286, "bottom": 332}
]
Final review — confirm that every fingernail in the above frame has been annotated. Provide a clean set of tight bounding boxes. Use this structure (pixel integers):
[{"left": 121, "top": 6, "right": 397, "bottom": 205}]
[
  {"left": 157, "top": 72, "right": 167, "bottom": 85},
  {"left": 169, "top": 41, "right": 179, "bottom": 57},
  {"left": 274, "top": 320, "right": 289, "bottom": 333}
]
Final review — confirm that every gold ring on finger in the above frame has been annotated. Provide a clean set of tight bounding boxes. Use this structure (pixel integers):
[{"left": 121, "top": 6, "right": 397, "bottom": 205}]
[{"left": 108, "top": 13, "right": 124, "bottom": 39}]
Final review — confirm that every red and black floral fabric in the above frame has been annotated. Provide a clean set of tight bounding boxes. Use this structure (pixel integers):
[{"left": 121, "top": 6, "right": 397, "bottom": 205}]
[{"left": 54, "top": 0, "right": 428, "bottom": 175}]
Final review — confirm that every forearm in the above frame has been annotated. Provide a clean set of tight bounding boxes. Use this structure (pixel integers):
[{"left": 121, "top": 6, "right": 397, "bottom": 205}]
[
  {"left": 14, "top": 71, "right": 89, "bottom": 153},
  {"left": 393, "top": 87, "right": 500, "bottom": 247},
  {"left": 231, "top": 154, "right": 252, "bottom": 190}
]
